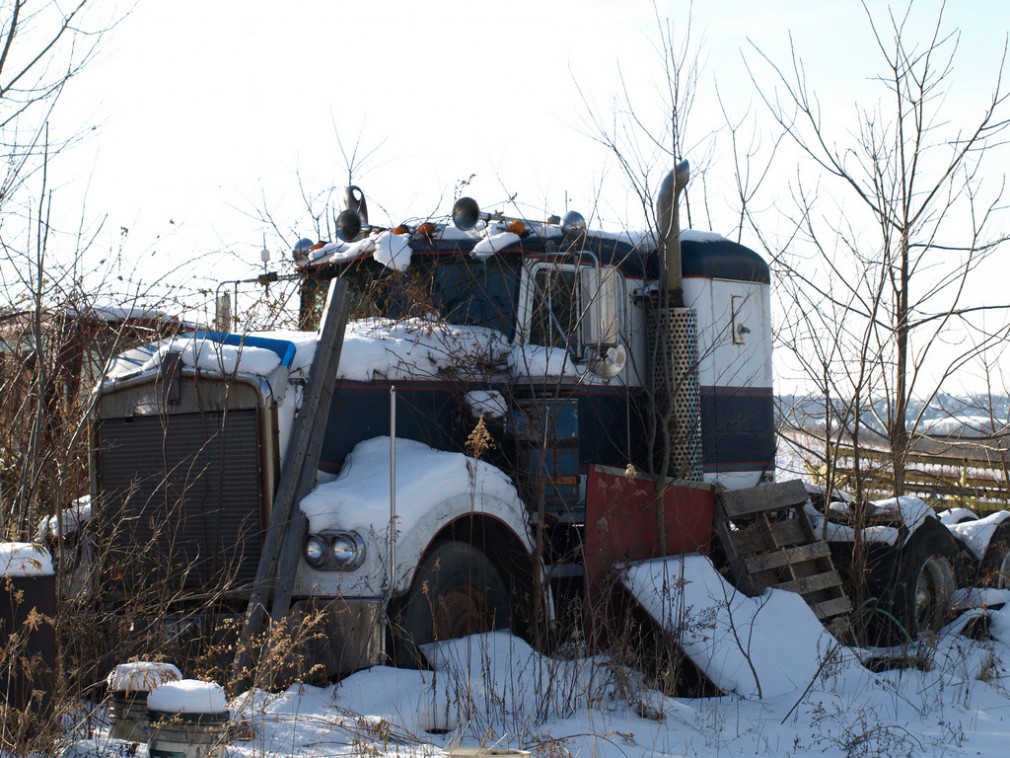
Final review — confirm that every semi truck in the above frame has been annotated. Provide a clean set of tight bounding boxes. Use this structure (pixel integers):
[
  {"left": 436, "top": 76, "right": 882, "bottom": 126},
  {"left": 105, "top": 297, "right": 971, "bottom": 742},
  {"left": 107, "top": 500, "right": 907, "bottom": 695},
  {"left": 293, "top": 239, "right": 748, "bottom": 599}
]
[{"left": 81, "top": 165, "right": 1010, "bottom": 681}]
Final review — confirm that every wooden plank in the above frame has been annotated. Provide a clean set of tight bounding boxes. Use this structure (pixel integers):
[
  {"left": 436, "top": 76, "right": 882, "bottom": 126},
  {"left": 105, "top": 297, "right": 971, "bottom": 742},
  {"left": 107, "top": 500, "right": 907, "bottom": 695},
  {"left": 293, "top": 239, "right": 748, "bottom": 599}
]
[
  {"left": 234, "top": 278, "right": 350, "bottom": 686},
  {"left": 269, "top": 281, "right": 351, "bottom": 623},
  {"left": 718, "top": 479, "right": 808, "bottom": 519},
  {"left": 810, "top": 596, "right": 854, "bottom": 619},
  {"left": 728, "top": 522, "right": 775, "bottom": 555},
  {"left": 775, "top": 569, "right": 846, "bottom": 595},
  {"left": 722, "top": 516, "right": 812, "bottom": 556},
  {"left": 713, "top": 478, "right": 850, "bottom": 622},
  {"left": 712, "top": 507, "right": 759, "bottom": 596},
  {"left": 766, "top": 518, "right": 809, "bottom": 548},
  {"left": 743, "top": 542, "right": 830, "bottom": 573}
]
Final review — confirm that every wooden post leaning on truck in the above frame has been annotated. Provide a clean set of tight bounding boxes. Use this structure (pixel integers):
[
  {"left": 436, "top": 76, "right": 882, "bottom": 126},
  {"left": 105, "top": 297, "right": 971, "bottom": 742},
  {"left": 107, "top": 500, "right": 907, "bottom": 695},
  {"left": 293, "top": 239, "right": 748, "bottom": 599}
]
[{"left": 233, "top": 278, "right": 350, "bottom": 689}]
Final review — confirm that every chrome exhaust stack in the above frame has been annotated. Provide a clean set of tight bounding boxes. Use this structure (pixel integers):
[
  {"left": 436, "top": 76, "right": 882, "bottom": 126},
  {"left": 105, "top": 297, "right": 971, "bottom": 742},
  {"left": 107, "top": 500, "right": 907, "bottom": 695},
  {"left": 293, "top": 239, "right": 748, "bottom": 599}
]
[{"left": 649, "top": 160, "right": 702, "bottom": 482}]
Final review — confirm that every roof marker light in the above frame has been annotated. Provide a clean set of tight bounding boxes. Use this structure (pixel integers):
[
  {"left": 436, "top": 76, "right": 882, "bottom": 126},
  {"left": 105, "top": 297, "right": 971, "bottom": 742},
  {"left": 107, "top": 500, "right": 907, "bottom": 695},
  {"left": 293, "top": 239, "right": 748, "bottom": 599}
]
[{"left": 292, "top": 238, "right": 315, "bottom": 262}]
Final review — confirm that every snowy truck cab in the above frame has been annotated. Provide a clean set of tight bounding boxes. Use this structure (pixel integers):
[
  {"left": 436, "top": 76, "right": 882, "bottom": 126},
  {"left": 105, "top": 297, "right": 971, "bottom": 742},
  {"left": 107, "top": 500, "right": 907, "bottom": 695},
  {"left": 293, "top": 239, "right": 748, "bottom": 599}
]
[
  {"left": 87, "top": 172, "right": 778, "bottom": 675},
  {"left": 86, "top": 172, "right": 1010, "bottom": 680}
]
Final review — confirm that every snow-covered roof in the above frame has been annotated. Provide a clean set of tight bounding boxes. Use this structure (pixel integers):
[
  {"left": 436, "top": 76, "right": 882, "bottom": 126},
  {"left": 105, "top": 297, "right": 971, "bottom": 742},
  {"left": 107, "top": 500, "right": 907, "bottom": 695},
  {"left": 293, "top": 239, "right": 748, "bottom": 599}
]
[
  {"left": 297, "top": 217, "right": 733, "bottom": 273},
  {"left": 65, "top": 304, "right": 192, "bottom": 327}
]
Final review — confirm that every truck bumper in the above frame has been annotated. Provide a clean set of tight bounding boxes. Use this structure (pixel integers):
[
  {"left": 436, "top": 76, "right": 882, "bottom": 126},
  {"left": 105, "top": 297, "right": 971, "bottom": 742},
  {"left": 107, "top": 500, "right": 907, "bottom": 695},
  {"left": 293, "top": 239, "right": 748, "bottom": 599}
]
[{"left": 289, "top": 597, "right": 385, "bottom": 678}]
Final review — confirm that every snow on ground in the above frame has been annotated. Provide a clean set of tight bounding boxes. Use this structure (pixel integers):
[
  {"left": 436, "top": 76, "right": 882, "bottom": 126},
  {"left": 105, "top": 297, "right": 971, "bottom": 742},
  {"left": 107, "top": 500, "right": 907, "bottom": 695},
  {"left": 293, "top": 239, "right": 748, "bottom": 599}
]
[
  {"left": 62, "top": 556, "right": 1010, "bottom": 757},
  {"left": 622, "top": 554, "right": 844, "bottom": 699}
]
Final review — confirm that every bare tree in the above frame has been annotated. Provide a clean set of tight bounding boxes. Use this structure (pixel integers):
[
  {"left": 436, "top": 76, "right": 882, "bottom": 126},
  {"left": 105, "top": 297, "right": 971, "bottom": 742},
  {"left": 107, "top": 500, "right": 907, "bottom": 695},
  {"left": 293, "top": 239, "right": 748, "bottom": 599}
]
[
  {"left": 748, "top": 0, "right": 1010, "bottom": 496},
  {"left": 0, "top": 1, "right": 125, "bottom": 538}
]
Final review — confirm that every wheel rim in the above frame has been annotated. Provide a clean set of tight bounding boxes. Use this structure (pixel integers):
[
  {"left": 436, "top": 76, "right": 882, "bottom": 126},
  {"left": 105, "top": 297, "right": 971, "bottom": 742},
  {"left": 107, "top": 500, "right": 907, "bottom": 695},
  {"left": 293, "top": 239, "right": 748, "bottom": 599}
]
[{"left": 913, "top": 555, "right": 955, "bottom": 634}]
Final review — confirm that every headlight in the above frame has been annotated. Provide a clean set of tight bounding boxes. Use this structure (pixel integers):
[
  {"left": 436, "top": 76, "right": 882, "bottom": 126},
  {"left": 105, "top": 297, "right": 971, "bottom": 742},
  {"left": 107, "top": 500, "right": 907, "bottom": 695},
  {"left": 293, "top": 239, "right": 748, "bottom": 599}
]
[
  {"left": 303, "top": 531, "right": 365, "bottom": 571},
  {"left": 303, "top": 535, "right": 329, "bottom": 569},
  {"left": 331, "top": 533, "right": 365, "bottom": 570}
]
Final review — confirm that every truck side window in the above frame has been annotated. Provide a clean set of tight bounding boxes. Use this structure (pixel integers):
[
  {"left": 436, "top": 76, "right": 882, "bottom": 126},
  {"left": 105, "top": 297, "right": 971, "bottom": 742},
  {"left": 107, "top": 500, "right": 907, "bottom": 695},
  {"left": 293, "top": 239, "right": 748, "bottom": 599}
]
[{"left": 530, "top": 267, "right": 582, "bottom": 353}]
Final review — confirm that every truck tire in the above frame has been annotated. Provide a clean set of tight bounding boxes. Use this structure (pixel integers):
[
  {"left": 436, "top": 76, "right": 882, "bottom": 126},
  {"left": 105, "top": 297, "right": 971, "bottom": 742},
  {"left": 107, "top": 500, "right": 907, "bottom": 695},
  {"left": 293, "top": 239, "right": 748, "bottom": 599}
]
[
  {"left": 390, "top": 541, "right": 510, "bottom": 667},
  {"left": 886, "top": 518, "right": 958, "bottom": 640},
  {"left": 979, "top": 521, "right": 1010, "bottom": 588}
]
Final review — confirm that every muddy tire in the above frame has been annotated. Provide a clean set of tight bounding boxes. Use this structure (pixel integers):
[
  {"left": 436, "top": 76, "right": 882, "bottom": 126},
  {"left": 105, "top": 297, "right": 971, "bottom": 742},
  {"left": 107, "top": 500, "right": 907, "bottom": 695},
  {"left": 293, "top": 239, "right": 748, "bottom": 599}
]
[
  {"left": 886, "top": 518, "right": 959, "bottom": 641},
  {"left": 390, "top": 541, "right": 510, "bottom": 667}
]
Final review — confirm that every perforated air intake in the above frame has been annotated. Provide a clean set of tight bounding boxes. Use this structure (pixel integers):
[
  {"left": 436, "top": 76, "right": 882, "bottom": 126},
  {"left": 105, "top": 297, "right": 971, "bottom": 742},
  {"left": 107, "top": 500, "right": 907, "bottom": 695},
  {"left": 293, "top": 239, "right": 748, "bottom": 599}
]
[{"left": 647, "top": 304, "right": 703, "bottom": 481}]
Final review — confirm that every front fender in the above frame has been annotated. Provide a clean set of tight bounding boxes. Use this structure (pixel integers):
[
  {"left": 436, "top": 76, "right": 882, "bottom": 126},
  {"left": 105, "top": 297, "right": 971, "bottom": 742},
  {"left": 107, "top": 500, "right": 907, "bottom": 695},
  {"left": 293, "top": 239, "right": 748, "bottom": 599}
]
[{"left": 291, "top": 437, "right": 533, "bottom": 598}]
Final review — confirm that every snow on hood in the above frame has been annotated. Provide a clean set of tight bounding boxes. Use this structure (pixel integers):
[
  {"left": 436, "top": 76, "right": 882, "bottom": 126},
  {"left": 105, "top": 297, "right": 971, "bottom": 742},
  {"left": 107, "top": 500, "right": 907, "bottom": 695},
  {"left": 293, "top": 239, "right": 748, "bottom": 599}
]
[
  {"left": 0, "top": 543, "right": 53, "bottom": 577},
  {"left": 107, "top": 315, "right": 610, "bottom": 387},
  {"left": 142, "top": 338, "right": 282, "bottom": 376},
  {"left": 299, "top": 436, "right": 520, "bottom": 534},
  {"left": 112, "top": 329, "right": 319, "bottom": 381},
  {"left": 508, "top": 342, "right": 579, "bottom": 380},
  {"left": 337, "top": 318, "right": 509, "bottom": 382},
  {"left": 338, "top": 318, "right": 615, "bottom": 385}
]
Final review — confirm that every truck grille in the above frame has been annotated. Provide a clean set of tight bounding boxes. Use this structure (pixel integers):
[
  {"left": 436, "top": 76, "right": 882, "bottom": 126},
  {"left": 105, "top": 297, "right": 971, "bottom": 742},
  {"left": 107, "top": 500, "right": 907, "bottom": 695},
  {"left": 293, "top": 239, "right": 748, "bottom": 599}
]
[{"left": 94, "top": 409, "right": 264, "bottom": 596}]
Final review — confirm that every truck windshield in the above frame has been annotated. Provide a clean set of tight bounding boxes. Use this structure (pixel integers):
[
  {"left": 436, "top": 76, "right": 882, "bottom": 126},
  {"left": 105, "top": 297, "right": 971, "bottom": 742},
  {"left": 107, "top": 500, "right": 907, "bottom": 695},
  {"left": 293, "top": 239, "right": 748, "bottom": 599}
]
[{"left": 341, "top": 253, "right": 521, "bottom": 338}]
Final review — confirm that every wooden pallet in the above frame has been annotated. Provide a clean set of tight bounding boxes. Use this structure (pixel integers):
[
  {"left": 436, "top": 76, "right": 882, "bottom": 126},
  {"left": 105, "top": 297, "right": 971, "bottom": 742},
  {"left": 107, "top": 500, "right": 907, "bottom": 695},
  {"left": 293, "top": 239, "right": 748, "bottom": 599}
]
[{"left": 714, "top": 479, "right": 851, "bottom": 623}]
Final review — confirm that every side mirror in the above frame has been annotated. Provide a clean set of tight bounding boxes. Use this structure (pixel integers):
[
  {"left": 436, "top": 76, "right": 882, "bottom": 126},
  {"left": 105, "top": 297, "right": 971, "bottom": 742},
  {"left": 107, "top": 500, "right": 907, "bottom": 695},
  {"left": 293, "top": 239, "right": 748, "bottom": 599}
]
[{"left": 580, "top": 267, "right": 625, "bottom": 378}]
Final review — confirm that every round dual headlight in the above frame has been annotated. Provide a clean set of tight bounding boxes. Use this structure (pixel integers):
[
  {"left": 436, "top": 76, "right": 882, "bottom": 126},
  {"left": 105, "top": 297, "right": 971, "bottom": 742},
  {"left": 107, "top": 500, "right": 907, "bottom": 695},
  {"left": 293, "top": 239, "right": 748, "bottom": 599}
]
[
  {"left": 331, "top": 533, "right": 361, "bottom": 569},
  {"left": 303, "top": 531, "right": 365, "bottom": 571},
  {"left": 304, "top": 535, "right": 330, "bottom": 569}
]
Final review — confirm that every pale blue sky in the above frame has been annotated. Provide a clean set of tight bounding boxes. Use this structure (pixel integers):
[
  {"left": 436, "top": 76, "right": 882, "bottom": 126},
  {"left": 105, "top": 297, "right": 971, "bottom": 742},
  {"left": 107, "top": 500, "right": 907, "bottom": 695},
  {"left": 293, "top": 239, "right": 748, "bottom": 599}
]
[{"left": 47, "top": 0, "right": 1010, "bottom": 342}]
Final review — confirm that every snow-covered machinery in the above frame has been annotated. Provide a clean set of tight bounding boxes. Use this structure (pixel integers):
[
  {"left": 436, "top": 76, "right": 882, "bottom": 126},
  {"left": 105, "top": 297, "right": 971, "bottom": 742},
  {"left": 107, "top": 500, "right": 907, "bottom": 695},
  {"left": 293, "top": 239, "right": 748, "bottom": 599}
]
[{"left": 84, "top": 168, "right": 1010, "bottom": 680}]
